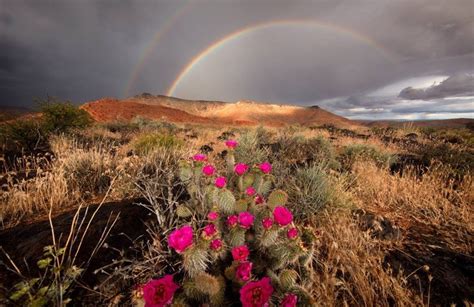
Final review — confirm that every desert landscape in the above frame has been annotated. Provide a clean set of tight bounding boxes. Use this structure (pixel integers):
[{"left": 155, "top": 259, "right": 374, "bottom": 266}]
[
  {"left": 1, "top": 0, "right": 474, "bottom": 306},
  {"left": 0, "top": 96, "right": 473, "bottom": 306}
]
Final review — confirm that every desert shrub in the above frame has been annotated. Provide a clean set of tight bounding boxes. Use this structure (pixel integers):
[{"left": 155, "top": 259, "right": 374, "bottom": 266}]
[
  {"left": 234, "top": 130, "right": 270, "bottom": 165},
  {"left": 0, "top": 165, "right": 74, "bottom": 228},
  {"left": 131, "top": 116, "right": 179, "bottom": 133},
  {"left": 339, "top": 143, "right": 396, "bottom": 171},
  {"left": 62, "top": 149, "right": 113, "bottom": 197},
  {"left": 433, "top": 128, "right": 474, "bottom": 146},
  {"left": 100, "top": 121, "right": 139, "bottom": 134},
  {"left": 414, "top": 143, "right": 474, "bottom": 180},
  {"left": 0, "top": 119, "right": 46, "bottom": 153},
  {"left": 273, "top": 135, "right": 340, "bottom": 169},
  {"left": 39, "top": 98, "right": 92, "bottom": 133},
  {"left": 286, "top": 164, "right": 341, "bottom": 221},
  {"left": 132, "top": 133, "right": 184, "bottom": 155}
]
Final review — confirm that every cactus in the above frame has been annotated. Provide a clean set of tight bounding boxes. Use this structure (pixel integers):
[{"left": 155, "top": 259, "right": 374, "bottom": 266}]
[
  {"left": 176, "top": 205, "right": 193, "bottom": 218},
  {"left": 141, "top": 145, "right": 315, "bottom": 306},
  {"left": 242, "top": 173, "right": 255, "bottom": 188},
  {"left": 279, "top": 269, "right": 299, "bottom": 290},
  {"left": 267, "top": 189, "right": 288, "bottom": 210},
  {"left": 228, "top": 227, "right": 246, "bottom": 247},
  {"left": 234, "top": 199, "right": 248, "bottom": 213},
  {"left": 183, "top": 247, "right": 210, "bottom": 277},
  {"left": 217, "top": 189, "right": 236, "bottom": 214}
]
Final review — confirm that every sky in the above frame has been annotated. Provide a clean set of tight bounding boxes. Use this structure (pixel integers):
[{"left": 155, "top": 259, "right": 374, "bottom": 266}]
[{"left": 0, "top": 0, "right": 473, "bottom": 120}]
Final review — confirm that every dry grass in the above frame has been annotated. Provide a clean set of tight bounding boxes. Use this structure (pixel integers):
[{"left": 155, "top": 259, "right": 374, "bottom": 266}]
[
  {"left": 1, "top": 123, "right": 472, "bottom": 305},
  {"left": 351, "top": 162, "right": 473, "bottom": 254},
  {"left": 311, "top": 210, "right": 422, "bottom": 306}
]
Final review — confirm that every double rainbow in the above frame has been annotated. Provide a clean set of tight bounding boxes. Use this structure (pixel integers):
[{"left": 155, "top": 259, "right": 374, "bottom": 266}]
[{"left": 125, "top": 16, "right": 397, "bottom": 98}]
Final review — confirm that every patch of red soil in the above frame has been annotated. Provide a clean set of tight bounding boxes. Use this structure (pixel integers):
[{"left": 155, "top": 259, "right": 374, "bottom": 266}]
[{"left": 81, "top": 98, "right": 211, "bottom": 123}]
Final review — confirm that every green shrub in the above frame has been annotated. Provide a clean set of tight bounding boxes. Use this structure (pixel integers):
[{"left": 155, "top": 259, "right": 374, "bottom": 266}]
[
  {"left": 339, "top": 144, "right": 396, "bottom": 171},
  {"left": 287, "top": 164, "right": 336, "bottom": 220},
  {"left": 273, "top": 135, "right": 340, "bottom": 169},
  {"left": 0, "top": 119, "right": 46, "bottom": 153},
  {"left": 131, "top": 116, "right": 179, "bottom": 132},
  {"left": 39, "top": 98, "right": 92, "bottom": 133},
  {"left": 133, "top": 133, "right": 184, "bottom": 155}
]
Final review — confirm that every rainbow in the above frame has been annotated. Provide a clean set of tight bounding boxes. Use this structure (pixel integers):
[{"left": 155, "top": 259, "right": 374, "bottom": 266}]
[
  {"left": 166, "top": 20, "right": 398, "bottom": 97},
  {"left": 123, "top": 1, "right": 194, "bottom": 97}
]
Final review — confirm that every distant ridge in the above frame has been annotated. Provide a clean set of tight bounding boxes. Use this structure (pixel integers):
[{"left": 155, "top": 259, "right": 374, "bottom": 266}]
[
  {"left": 360, "top": 118, "right": 474, "bottom": 129},
  {"left": 81, "top": 94, "right": 358, "bottom": 128}
]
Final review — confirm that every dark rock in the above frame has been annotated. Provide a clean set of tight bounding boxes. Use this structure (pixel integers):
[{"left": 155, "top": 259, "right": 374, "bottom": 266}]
[
  {"left": 353, "top": 209, "right": 402, "bottom": 241},
  {"left": 200, "top": 144, "right": 214, "bottom": 154}
]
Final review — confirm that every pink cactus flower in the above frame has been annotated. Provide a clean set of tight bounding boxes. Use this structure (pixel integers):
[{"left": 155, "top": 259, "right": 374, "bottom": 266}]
[
  {"left": 231, "top": 245, "right": 249, "bottom": 262},
  {"left": 262, "top": 217, "right": 273, "bottom": 230},
  {"left": 259, "top": 162, "right": 272, "bottom": 174},
  {"left": 202, "top": 164, "right": 216, "bottom": 176},
  {"left": 287, "top": 227, "right": 298, "bottom": 239},
  {"left": 226, "top": 215, "right": 238, "bottom": 228},
  {"left": 209, "top": 239, "right": 223, "bottom": 251},
  {"left": 255, "top": 194, "right": 265, "bottom": 205},
  {"left": 225, "top": 139, "right": 238, "bottom": 149},
  {"left": 207, "top": 211, "right": 219, "bottom": 221},
  {"left": 192, "top": 154, "right": 207, "bottom": 162},
  {"left": 202, "top": 224, "right": 217, "bottom": 239},
  {"left": 168, "top": 225, "right": 193, "bottom": 253},
  {"left": 238, "top": 211, "right": 254, "bottom": 229},
  {"left": 240, "top": 277, "right": 273, "bottom": 307},
  {"left": 142, "top": 275, "right": 179, "bottom": 307},
  {"left": 273, "top": 206, "right": 293, "bottom": 226},
  {"left": 235, "top": 261, "right": 253, "bottom": 282},
  {"left": 245, "top": 186, "right": 256, "bottom": 196},
  {"left": 234, "top": 163, "right": 249, "bottom": 176},
  {"left": 214, "top": 176, "right": 227, "bottom": 188},
  {"left": 280, "top": 293, "right": 298, "bottom": 307}
]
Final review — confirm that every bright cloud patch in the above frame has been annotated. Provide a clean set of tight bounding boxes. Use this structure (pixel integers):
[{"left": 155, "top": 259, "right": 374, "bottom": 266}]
[{"left": 315, "top": 73, "right": 474, "bottom": 120}]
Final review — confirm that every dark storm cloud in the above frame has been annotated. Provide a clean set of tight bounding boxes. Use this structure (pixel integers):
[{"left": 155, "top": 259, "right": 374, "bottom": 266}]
[
  {"left": 0, "top": 0, "right": 473, "bottom": 119},
  {"left": 399, "top": 74, "right": 474, "bottom": 100}
]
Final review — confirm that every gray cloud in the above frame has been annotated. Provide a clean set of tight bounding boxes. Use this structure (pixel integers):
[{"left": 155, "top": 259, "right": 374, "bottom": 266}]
[
  {"left": 0, "top": 0, "right": 473, "bottom": 120},
  {"left": 399, "top": 74, "right": 474, "bottom": 100}
]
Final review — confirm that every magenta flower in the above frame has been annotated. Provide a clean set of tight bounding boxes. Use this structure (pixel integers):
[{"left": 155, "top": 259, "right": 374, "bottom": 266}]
[
  {"left": 240, "top": 277, "right": 273, "bottom": 307},
  {"left": 245, "top": 186, "right": 256, "bottom": 196},
  {"left": 238, "top": 211, "right": 254, "bottom": 229},
  {"left": 225, "top": 139, "right": 238, "bottom": 149},
  {"left": 273, "top": 206, "right": 293, "bottom": 227},
  {"left": 226, "top": 215, "right": 238, "bottom": 228},
  {"left": 142, "top": 275, "right": 179, "bottom": 307},
  {"left": 262, "top": 217, "right": 273, "bottom": 230},
  {"left": 192, "top": 154, "right": 207, "bottom": 162},
  {"left": 234, "top": 163, "right": 249, "bottom": 176},
  {"left": 287, "top": 227, "right": 298, "bottom": 239},
  {"left": 209, "top": 239, "right": 223, "bottom": 251},
  {"left": 255, "top": 194, "right": 265, "bottom": 205},
  {"left": 231, "top": 245, "right": 249, "bottom": 262},
  {"left": 235, "top": 261, "right": 253, "bottom": 282},
  {"left": 202, "top": 164, "right": 216, "bottom": 176},
  {"left": 280, "top": 293, "right": 298, "bottom": 307},
  {"left": 168, "top": 225, "right": 193, "bottom": 253},
  {"left": 202, "top": 223, "right": 217, "bottom": 239},
  {"left": 207, "top": 211, "right": 219, "bottom": 221},
  {"left": 214, "top": 176, "right": 227, "bottom": 188},
  {"left": 259, "top": 162, "right": 272, "bottom": 174}
]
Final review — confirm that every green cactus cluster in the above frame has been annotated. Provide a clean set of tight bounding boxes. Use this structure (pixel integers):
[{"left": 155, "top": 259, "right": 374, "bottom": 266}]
[{"left": 139, "top": 141, "right": 318, "bottom": 306}]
